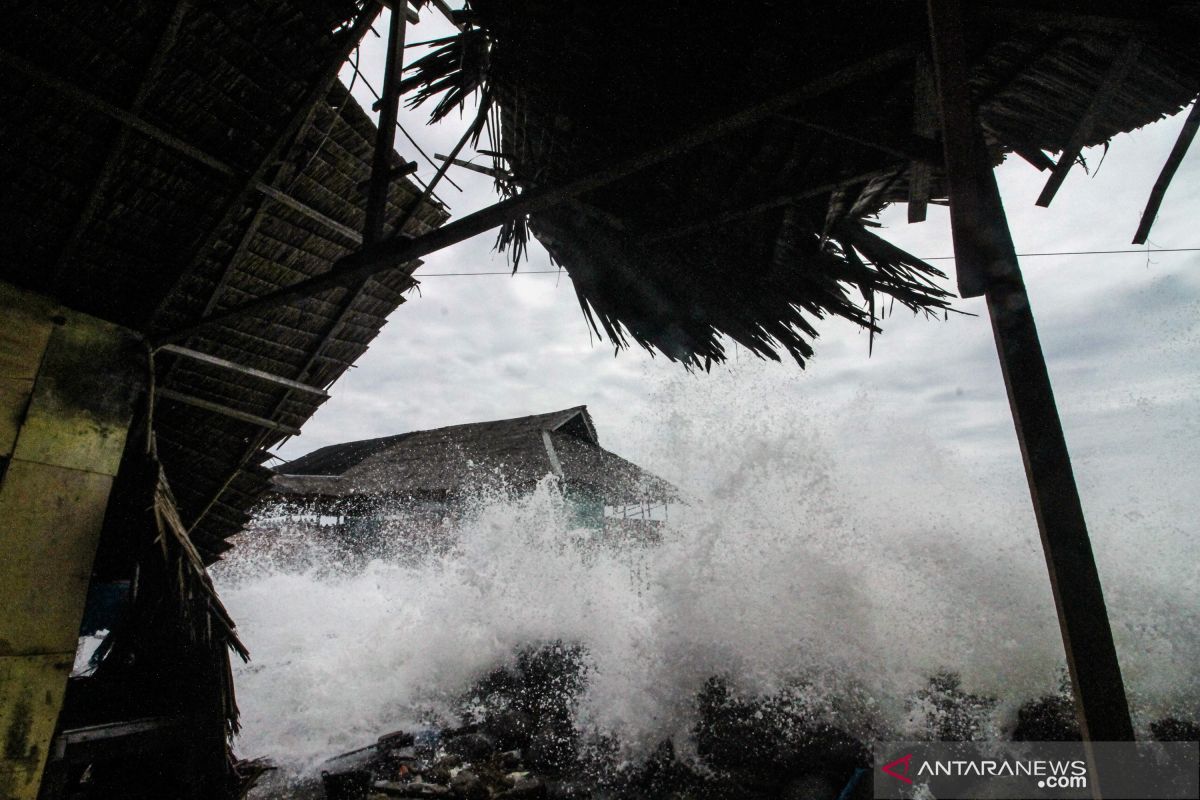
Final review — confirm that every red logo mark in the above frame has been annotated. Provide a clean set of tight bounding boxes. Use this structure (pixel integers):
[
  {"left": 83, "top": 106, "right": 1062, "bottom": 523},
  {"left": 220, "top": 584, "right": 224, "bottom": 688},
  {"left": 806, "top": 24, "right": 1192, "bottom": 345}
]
[{"left": 882, "top": 753, "right": 914, "bottom": 784}]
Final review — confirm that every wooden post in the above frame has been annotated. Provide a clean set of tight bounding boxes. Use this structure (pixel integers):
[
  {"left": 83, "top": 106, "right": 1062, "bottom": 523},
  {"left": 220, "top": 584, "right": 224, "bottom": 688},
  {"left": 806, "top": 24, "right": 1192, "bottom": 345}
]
[
  {"left": 0, "top": 282, "right": 141, "bottom": 800},
  {"left": 926, "top": 0, "right": 1134, "bottom": 777},
  {"left": 364, "top": 4, "right": 408, "bottom": 244}
]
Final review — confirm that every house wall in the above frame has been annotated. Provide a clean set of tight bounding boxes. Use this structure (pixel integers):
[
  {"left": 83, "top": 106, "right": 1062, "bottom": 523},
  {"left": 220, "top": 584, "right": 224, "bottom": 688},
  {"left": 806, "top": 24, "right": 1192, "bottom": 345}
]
[{"left": 0, "top": 282, "right": 141, "bottom": 800}]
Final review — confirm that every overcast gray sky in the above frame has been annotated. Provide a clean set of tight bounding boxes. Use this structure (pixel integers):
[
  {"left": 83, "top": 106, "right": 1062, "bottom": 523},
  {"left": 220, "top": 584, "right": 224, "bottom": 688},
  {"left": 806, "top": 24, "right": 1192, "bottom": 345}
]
[{"left": 277, "top": 9, "right": 1199, "bottom": 552}]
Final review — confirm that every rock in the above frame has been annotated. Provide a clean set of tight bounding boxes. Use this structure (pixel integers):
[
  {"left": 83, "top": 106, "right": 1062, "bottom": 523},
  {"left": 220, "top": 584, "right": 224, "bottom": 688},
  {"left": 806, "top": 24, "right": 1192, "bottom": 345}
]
[
  {"left": 525, "top": 723, "right": 577, "bottom": 772},
  {"left": 486, "top": 710, "right": 535, "bottom": 750},
  {"left": 498, "top": 775, "right": 547, "bottom": 799},
  {"left": 444, "top": 732, "right": 498, "bottom": 762},
  {"left": 321, "top": 769, "right": 373, "bottom": 800},
  {"left": 497, "top": 750, "right": 523, "bottom": 771},
  {"left": 1151, "top": 717, "right": 1200, "bottom": 742},
  {"left": 450, "top": 769, "right": 489, "bottom": 800},
  {"left": 373, "top": 779, "right": 452, "bottom": 797}
]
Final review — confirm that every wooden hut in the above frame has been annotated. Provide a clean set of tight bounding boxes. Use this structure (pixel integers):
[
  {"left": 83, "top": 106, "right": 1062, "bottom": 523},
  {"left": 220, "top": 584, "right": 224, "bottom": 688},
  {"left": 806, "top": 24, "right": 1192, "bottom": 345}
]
[
  {"left": 261, "top": 406, "right": 678, "bottom": 550},
  {"left": 0, "top": 2, "right": 447, "bottom": 797}
]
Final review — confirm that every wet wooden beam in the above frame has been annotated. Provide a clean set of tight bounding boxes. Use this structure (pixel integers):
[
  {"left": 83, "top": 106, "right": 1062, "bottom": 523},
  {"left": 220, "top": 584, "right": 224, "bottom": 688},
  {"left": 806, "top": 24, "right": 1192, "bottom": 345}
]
[
  {"left": 1132, "top": 99, "right": 1200, "bottom": 244},
  {"left": 155, "top": 389, "right": 302, "bottom": 436},
  {"left": 928, "top": 0, "right": 1135, "bottom": 784},
  {"left": 1036, "top": 37, "right": 1142, "bottom": 207},
  {"left": 908, "top": 55, "right": 938, "bottom": 223},
  {"left": 157, "top": 43, "right": 921, "bottom": 344},
  {"left": 156, "top": 345, "right": 330, "bottom": 397}
]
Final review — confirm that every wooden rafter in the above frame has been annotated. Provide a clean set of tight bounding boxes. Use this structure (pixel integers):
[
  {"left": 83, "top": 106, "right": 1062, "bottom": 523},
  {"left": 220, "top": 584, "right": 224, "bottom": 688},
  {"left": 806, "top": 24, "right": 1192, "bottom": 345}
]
[
  {"left": 908, "top": 55, "right": 938, "bottom": 223},
  {"left": 1132, "top": 99, "right": 1200, "bottom": 244},
  {"left": 157, "top": 43, "right": 922, "bottom": 344},
  {"left": 1035, "top": 37, "right": 1143, "bottom": 207},
  {"left": 51, "top": 0, "right": 191, "bottom": 289},
  {"left": 641, "top": 169, "right": 886, "bottom": 246},
  {"left": 0, "top": 47, "right": 367, "bottom": 249},
  {"left": 156, "top": 344, "right": 330, "bottom": 397},
  {"left": 156, "top": 389, "right": 302, "bottom": 436},
  {"left": 147, "top": 1, "right": 383, "bottom": 326},
  {"left": 774, "top": 111, "right": 941, "bottom": 165}
]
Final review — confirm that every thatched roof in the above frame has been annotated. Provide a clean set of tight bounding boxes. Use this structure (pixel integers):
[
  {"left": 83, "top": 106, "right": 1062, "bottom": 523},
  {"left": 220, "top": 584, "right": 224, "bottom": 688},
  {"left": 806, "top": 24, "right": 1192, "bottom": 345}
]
[
  {"left": 0, "top": 1, "right": 448, "bottom": 563},
  {"left": 403, "top": 1, "right": 1200, "bottom": 367},
  {"left": 271, "top": 406, "right": 678, "bottom": 504}
]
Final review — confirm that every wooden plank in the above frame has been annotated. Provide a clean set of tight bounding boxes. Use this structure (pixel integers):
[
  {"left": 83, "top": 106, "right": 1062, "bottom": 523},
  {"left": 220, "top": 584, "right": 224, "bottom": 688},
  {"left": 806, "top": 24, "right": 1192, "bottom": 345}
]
[
  {"left": 1036, "top": 38, "right": 1143, "bottom": 207},
  {"left": 11, "top": 313, "right": 140, "bottom": 476},
  {"left": 253, "top": 182, "right": 363, "bottom": 244},
  {"left": 1132, "top": 99, "right": 1200, "bottom": 244},
  {"left": 0, "top": 654, "right": 74, "bottom": 800},
  {"left": 0, "top": 302, "right": 139, "bottom": 800},
  {"left": 928, "top": 0, "right": 1135, "bottom": 772},
  {"left": 908, "top": 55, "right": 938, "bottom": 223},
  {"left": 156, "top": 344, "right": 330, "bottom": 397},
  {"left": 155, "top": 389, "right": 302, "bottom": 435},
  {"left": 435, "top": 153, "right": 507, "bottom": 179},
  {"left": 157, "top": 43, "right": 922, "bottom": 343}
]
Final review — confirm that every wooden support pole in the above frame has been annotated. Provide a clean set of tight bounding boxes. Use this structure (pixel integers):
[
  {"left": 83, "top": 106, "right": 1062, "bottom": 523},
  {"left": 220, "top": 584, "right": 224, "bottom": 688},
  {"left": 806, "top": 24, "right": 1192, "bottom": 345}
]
[
  {"left": 364, "top": 5, "right": 408, "bottom": 244},
  {"left": 1132, "top": 99, "right": 1200, "bottom": 244},
  {"left": 928, "top": 0, "right": 1134, "bottom": 782},
  {"left": 0, "top": 282, "right": 141, "bottom": 800}
]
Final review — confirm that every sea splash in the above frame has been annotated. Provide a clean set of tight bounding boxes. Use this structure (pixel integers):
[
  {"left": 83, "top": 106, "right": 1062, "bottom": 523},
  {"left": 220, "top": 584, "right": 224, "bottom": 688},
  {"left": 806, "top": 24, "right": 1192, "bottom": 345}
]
[{"left": 212, "top": 369, "right": 1199, "bottom": 774}]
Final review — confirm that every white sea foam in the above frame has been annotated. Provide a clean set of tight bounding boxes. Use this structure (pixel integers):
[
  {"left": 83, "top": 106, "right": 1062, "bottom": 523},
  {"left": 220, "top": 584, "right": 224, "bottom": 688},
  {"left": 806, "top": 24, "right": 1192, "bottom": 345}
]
[{"left": 212, "top": 365, "right": 1200, "bottom": 773}]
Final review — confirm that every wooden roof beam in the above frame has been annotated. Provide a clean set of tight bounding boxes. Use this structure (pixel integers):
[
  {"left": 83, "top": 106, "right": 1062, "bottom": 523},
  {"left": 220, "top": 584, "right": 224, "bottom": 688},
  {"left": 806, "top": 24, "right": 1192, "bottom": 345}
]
[
  {"left": 51, "top": 0, "right": 191, "bottom": 289},
  {"left": 156, "top": 389, "right": 302, "bottom": 436},
  {"left": 147, "top": 0, "right": 383, "bottom": 325},
  {"left": 1035, "top": 37, "right": 1142, "bottom": 207},
  {"left": 773, "top": 112, "right": 942, "bottom": 166},
  {"left": 908, "top": 55, "right": 939, "bottom": 223},
  {"left": 640, "top": 169, "right": 885, "bottom": 246},
  {"left": 1132, "top": 99, "right": 1200, "bottom": 244},
  {"left": 156, "top": 43, "right": 921, "bottom": 344},
  {"left": 0, "top": 48, "right": 366, "bottom": 246},
  {"left": 156, "top": 344, "right": 330, "bottom": 397}
]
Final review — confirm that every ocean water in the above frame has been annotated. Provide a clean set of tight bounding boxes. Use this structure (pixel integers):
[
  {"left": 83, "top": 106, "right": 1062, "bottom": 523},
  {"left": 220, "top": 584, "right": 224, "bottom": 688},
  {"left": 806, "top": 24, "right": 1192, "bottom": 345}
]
[{"left": 211, "top": 365, "right": 1200, "bottom": 773}]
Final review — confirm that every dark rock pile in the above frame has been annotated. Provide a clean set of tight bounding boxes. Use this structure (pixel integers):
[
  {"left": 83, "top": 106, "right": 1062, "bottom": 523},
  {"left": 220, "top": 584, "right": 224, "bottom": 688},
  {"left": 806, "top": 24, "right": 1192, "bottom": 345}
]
[{"left": 302, "top": 644, "right": 1197, "bottom": 800}]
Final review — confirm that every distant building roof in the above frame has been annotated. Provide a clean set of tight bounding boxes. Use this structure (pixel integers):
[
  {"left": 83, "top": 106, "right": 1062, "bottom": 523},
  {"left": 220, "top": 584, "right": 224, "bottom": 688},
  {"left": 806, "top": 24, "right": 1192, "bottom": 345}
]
[{"left": 271, "top": 406, "right": 678, "bottom": 504}]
